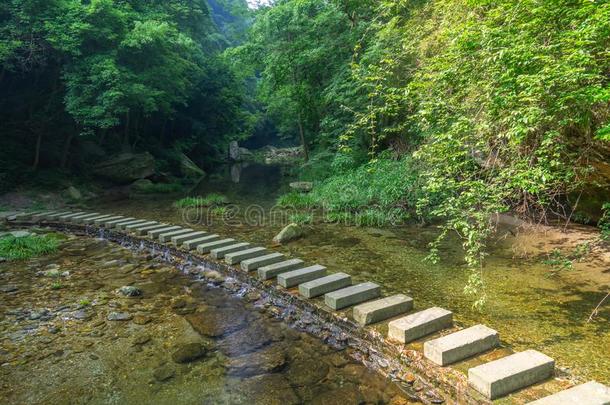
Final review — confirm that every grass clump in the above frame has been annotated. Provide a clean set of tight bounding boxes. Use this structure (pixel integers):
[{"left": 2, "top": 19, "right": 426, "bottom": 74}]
[
  {"left": 289, "top": 213, "right": 313, "bottom": 225},
  {"left": 174, "top": 193, "right": 228, "bottom": 208},
  {"left": 599, "top": 202, "right": 610, "bottom": 241},
  {"left": 276, "top": 192, "right": 316, "bottom": 209},
  {"left": 0, "top": 234, "right": 59, "bottom": 261}
]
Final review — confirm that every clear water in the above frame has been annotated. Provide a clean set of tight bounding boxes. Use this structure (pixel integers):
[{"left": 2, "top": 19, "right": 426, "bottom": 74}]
[
  {"left": 0, "top": 234, "right": 414, "bottom": 404},
  {"left": 94, "top": 162, "right": 610, "bottom": 386}
]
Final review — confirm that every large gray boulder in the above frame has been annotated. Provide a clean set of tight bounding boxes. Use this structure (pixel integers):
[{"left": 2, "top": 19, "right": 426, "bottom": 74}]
[{"left": 93, "top": 152, "right": 155, "bottom": 183}]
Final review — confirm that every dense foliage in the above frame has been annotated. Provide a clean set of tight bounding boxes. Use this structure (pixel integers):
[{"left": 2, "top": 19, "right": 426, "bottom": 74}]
[
  {"left": 242, "top": 0, "right": 610, "bottom": 306},
  {"left": 0, "top": 0, "right": 251, "bottom": 191}
]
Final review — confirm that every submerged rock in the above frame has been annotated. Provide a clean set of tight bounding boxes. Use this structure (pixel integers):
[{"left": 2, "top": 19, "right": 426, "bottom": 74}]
[
  {"left": 118, "top": 285, "right": 142, "bottom": 297},
  {"left": 153, "top": 364, "right": 175, "bottom": 382},
  {"left": 273, "top": 223, "right": 303, "bottom": 245},
  {"left": 185, "top": 307, "right": 247, "bottom": 338},
  {"left": 227, "top": 345, "right": 287, "bottom": 377},
  {"left": 239, "top": 374, "right": 300, "bottom": 405},
  {"left": 171, "top": 342, "right": 209, "bottom": 363},
  {"left": 0, "top": 285, "right": 18, "bottom": 293},
  {"left": 107, "top": 312, "right": 132, "bottom": 321}
]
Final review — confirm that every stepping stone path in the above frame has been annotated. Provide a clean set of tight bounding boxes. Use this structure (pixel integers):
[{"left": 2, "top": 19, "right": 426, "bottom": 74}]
[
  {"left": 424, "top": 324, "right": 499, "bottom": 366},
  {"left": 468, "top": 349, "right": 554, "bottom": 400},
  {"left": 9, "top": 209, "right": 609, "bottom": 402}
]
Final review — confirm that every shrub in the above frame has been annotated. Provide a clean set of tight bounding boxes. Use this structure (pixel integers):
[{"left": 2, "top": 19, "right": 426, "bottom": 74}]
[
  {"left": 0, "top": 234, "right": 59, "bottom": 261},
  {"left": 289, "top": 212, "right": 313, "bottom": 225}
]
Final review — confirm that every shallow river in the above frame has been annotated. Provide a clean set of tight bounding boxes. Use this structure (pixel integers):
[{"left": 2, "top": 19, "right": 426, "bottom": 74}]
[
  {"left": 95, "top": 163, "right": 610, "bottom": 385},
  {"left": 0, "top": 233, "right": 414, "bottom": 404}
]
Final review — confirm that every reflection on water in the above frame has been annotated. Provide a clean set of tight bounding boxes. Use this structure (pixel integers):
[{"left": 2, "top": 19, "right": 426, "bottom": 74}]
[
  {"left": 0, "top": 234, "right": 415, "bottom": 404},
  {"left": 95, "top": 163, "right": 610, "bottom": 385}
]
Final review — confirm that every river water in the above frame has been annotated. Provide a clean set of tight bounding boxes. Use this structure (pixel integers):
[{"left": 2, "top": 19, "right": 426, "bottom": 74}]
[
  {"left": 0, "top": 232, "right": 414, "bottom": 404},
  {"left": 93, "top": 162, "right": 609, "bottom": 386}
]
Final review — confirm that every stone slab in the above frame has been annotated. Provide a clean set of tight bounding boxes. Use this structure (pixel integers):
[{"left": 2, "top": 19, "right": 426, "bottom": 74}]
[
  {"left": 115, "top": 219, "right": 149, "bottom": 230},
  {"left": 469, "top": 349, "right": 554, "bottom": 399},
  {"left": 196, "top": 238, "right": 236, "bottom": 254},
  {"left": 124, "top": 220, "right": 157, "bottom": 230},
  {"left": 210, "top": 243, "right": 251, "bottom": 259},
  {"left": 298, "top": 272, "right": 352, "bottom": 298},
  {"left": 171, "top": 231, "right": 208, "bottom": 246},
  {"left": 83, "top": 214, "right": 115, "bottom": 225},
  {"left": 241, "top": 252, "right": 285, "bottom": 271},
  {"left": 258, "top": 259, "right": 305, "bottom": 280},
  {"left": 58, "top": 212, "right": 87, "bottom": 221},
  {"left": 31, "top": 211, "right": 58, "bottom": 220},
  {"left": 277, "top": 265, "right": 327, "bottom": 288},
  {"left": 46, "top": 211, "right": 74, "bottom": 219},
  {"left": 131, "top": 223, "right": 169, "bottom": 236},
  {"left": 158, "top": 228, "right": 194, "bottom": 243},
  {"left": 103, "top": 217, "right": 136, "bottom": 228},
  {"left": 147, "top": 226, "right": 181, "bottom": 237},
  {"left": 423, "top": 324, "right": 499, "bottom": 366},
  {"left": 94, "top": 215, "right": 124, "bottom": 225},
  {"left": 71, "top": 213, "right": 101, "bottom": 223},
  {"left": 225, "top": 247, "right": 268, "bottom": 265},
  {"left": 182, "top": 234, "right": 220, "bottom": 250},
  {"left": 388, "top": 307, "right": 453, "bottom": 343},
  {"left": 353, "top": 294, "right": 413, "bottom": 326},
  {"left": 324, "top": 282, "right": 381, "bottom": 310},
  {"left": 528, "top": 381, "right": 610, "bottom": 405}
]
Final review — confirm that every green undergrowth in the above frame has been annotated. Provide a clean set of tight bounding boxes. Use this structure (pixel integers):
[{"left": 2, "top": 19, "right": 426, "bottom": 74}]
[
  {"left": 0, "top": 234, "right": 60, "bottom": 261},
  {"left": 599, "top": 203, "right": 610, "bottom": 241},
  {"left": 288, "top": 212, "right": 313, "bottom": 225},
  {"left": 136, "top": 182, "right": 183, "bottom": 194},
  {"left": 174, "top": 193, "right": 228, "bottom": 208}
]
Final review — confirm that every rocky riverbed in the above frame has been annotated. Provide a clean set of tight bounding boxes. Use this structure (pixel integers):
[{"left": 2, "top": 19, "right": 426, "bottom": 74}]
[{"left": 0, "top": 233, "right": 416, "bottom": 404}]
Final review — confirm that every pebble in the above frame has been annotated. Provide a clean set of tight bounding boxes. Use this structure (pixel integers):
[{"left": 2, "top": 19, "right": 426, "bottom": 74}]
[
  {"left": 132, "top": 314, "right": 152, "bottom": 325},
  {"left": 153, "top": 364, "right": 175, "bottom": 382},
  {"left": 171, "top": 342, "right": 208, "bottom": 363},
  {"left": 0, "top": 285, "right": 18, "bottom": 293}
]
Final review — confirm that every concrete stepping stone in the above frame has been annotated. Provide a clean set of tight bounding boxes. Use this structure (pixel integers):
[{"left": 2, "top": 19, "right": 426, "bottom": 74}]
[
  {"left": 298, "top": 272, "right": 351, "bottom": 298},
  {"left": 324, "top": 282, "right": 381, "bottom": 310},
  {"left": 103, "top": 217, "right": 136, "bottom": 228},
  {"left": 31, "top": 211, "right": 59, "bottom": 220},
  {"left": 46, "top": 211, "right": 73, "bottom": 219},
  {"left": 94, "top": 215, "right": 123, "bottom": 225},
  {"left": 258, "top": 259, "right": 304, "bottom": 280},
  {"left": 424, "top": 324, "right": 500, "bottom": 366},
  {"left": 83, "top": 214, "right": 115, "bottom": 225},
  {"left": 147, "top": 225, "right": 181, "bottom": 238},
  {"left": 388, "top": 307, "right": 453, "bottom": 343},
  {"left": 210, "top": 242, "right": 251, "bottom": 259},
  {"left": 277, "top": 265, "right": 327, "bottom": 288},
  {"left": 124, "top": 220, "right": 157, "bottom": 231},
  {"left": 353, "top": 294, "right": 413, "bottom": 326},
  {"left": 115, "top": 219, "right": 149, "bottom": 230},
  {"left": 158, "top": 228, "right": 194, "bottom": 243},
  {"left": 59, "top": 212, "right": 87, "bottom": 221},
  {"left": 182, "top": 234, "right": 220, "bottom": 250},
  {"left": 225, "top": 247, "right": 268, "bottom": 265},
  {"left": 528, "top": 381, "right": 610, "bottom": 404},
  {"left": 130, "top": 223, "right": 168, "bottom": 236},
  {"left": 241, "top": 252, "right": 285, "bottom": 271},
  {"left": 197, "top": 238, "right": 237, "bottom": 254},
  {"left": 71, "top": 213, "right": 101, "bottom": 223},
  {"left": 171, "top": 231, "right": 208, "bottom": 246},
  {"left": 469, "top": 349, "right": 554, "bottom": 399}
]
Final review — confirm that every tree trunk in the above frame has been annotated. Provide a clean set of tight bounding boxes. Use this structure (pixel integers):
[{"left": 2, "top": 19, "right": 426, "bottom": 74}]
[
  {"left": 60, "top": 132, "right": 74, "bottom": 169},
  {"left": 297, "top": 111, "right": 309, "bottom": 161},
  {"left": 32, "top": 133, "right": 42, "bottom": 170}
]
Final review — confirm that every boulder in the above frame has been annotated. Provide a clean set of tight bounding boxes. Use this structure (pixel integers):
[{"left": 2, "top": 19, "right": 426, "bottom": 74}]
[
  {"left": 93, "top": 152, "right": 155, "bottom": 183},
  {"left": 171, "top": 342, "right": 209, "bottom": 363},
  {"left": 239, "top": 147, "right": 254, "bottom": 160},
  {"left": 289, "top": 182, "right": 313, "bottom": 193},
  {"left": 229, "top": 141, "right": 240, "bottom": 161},
  {"left": 130, "top": 179, "right": 153, "bottom": 193},
  {"left": 273, "top": 223, "right": 303, "bottom": 244},
  {"left": 178, "top": 153, "right": 205, "bottom": 179},
  {"left": 64, "top": 186, "right": 83, "bottom": 200}
]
